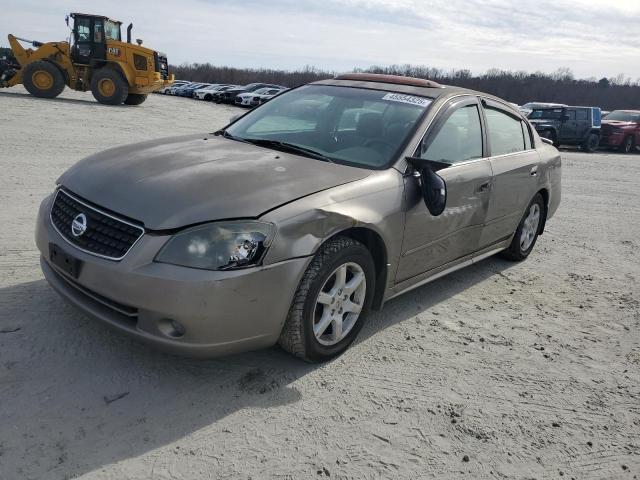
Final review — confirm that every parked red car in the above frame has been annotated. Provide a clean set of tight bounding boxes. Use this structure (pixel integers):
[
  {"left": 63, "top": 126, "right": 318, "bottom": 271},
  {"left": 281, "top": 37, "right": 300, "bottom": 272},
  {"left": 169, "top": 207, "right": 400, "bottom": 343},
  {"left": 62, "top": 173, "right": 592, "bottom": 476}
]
[{"left": 600, "top": 110, "right": 640, "bottom": 153}]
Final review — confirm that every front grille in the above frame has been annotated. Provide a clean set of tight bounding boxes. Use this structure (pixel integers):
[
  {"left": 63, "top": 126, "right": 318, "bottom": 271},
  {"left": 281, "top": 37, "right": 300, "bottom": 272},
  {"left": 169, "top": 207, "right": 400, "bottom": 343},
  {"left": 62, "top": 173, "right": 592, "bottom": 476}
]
[
  {"left": 50, "top": 189, "right": 144, "bottom": 261},
  {"left": 154, "top": 51, "right": 169, "bottom": 80}
]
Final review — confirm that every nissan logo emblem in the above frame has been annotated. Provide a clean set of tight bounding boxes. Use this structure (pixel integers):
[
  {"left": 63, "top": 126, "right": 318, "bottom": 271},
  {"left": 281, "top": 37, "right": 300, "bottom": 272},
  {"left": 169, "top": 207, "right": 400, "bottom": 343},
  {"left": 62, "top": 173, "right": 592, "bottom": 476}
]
[{"left": 71, "top": 213, "right": 88, "bottom": 237}]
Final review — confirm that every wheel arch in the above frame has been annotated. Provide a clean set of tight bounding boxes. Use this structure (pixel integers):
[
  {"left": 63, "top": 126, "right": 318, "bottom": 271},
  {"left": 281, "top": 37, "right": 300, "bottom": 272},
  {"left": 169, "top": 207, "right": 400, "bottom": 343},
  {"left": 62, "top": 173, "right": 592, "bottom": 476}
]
[
  {"left": 537, "top": 187, "right": 550, "bottom": 235},
  {"left": 323, "top": 227, "right": 388, "bottom": 311},
  {"left": 90, "top": 60, "right": 132, "bottom": 86}
]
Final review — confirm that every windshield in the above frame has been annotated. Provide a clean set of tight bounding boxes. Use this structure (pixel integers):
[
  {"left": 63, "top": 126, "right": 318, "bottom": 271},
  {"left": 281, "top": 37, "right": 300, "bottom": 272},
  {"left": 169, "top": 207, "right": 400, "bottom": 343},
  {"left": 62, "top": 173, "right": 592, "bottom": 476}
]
[
  {"left": 224, "top": 85, "right": 432, "bottom": 169},
  {"left": 604, "top": 111, "right": 640, "bottom": 122},
  {"left": 529, "top": 108, "right": 563, "bottom": 120},
  {"left": 105, "top": 20, "right": 121, "bottom": 41}
]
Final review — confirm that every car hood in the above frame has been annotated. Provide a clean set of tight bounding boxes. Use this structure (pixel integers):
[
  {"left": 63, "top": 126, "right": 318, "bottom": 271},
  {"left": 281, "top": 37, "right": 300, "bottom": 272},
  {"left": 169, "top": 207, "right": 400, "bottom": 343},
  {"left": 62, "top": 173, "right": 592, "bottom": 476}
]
[
  {"left": 57, "top": 135, "right": 371, "bottom": 230},
  {"left": 602, "top": 120, "right": 636, "bottom": 128}
]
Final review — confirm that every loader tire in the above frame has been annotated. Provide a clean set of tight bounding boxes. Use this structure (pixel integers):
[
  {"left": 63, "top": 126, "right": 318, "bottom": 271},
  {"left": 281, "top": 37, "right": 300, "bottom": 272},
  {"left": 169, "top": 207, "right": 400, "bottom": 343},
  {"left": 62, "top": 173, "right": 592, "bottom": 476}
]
[
  {"left": 23, "top": 61, "right": 65, "bottom": 99},
  {"left": 124, "top": 93, "right": 148, "bottom": 105},
  {"left": 91, "top": 68, "right": 128, "bottom": 105}
]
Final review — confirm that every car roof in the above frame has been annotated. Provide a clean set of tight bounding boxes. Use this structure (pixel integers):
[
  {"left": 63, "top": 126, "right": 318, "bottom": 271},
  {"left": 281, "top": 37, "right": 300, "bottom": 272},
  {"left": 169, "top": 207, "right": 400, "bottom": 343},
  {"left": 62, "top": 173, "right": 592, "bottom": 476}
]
[
  {"left": 71, "top": 13, "right": 121, "bottom": 24},
  {"left": 310, "top": 73, "right": 518, "bottom": 112}
]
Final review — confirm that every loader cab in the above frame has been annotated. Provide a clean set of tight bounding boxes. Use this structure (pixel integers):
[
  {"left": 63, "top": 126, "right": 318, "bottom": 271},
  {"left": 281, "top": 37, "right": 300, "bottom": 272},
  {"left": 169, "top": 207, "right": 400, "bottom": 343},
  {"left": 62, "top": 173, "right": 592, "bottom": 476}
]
[{"left": 70, "top": 13, "right": 121, "bottom": 65}]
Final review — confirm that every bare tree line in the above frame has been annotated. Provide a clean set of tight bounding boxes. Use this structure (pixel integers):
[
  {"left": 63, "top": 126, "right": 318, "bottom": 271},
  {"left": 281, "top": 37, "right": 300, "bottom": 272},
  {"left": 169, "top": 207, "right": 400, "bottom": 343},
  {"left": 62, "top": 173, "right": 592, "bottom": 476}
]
[{"left": 171, "top": 62, "right": 640, "bottom": 110}]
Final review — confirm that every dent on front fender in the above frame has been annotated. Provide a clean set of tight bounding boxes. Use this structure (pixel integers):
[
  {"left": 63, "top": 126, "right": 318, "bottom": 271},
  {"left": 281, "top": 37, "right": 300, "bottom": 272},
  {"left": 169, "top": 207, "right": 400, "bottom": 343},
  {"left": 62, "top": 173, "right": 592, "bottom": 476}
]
[
  {"left": 264, "top": 208, "right": 356, "bottom": 263},
  {"left": 260, "top": 170, "right": 405, "bottom": 270}
]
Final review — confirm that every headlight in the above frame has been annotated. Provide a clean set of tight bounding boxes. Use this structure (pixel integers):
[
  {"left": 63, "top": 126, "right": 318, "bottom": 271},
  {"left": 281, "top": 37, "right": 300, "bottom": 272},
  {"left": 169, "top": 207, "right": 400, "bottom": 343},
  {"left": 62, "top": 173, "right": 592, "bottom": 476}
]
[{"left": 155, "top": 221, "right": 275, "bottom": 270}]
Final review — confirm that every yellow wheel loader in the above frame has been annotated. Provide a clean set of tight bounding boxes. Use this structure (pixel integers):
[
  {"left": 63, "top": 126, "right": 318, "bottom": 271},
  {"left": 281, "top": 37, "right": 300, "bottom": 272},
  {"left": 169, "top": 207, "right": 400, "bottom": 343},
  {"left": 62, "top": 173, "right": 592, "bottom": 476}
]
[{"left": 0, "top": 13, "right": 174, "bottom": 105}]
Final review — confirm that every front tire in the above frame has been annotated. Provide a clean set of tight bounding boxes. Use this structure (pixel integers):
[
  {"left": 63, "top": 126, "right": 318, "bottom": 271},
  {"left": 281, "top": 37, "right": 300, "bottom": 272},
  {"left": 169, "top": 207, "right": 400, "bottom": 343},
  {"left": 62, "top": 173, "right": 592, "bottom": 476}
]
[
  {"left": 124, "top": 93, "right": 147, "bottom": 105},
  {"left": 22, "top": 61, "right": 65, "bottom": 99},
  {"left": 90, "top": 68, "right": 128, "bottom": 105},
  {"left": 500, "top": 194, "right": 545, "bottom": 261},
  {"left": 279, "top": 237, "right": 375, "bottom": 362},
  {"left": 619, "top": 135, "right": 634, "bottom": 154}
]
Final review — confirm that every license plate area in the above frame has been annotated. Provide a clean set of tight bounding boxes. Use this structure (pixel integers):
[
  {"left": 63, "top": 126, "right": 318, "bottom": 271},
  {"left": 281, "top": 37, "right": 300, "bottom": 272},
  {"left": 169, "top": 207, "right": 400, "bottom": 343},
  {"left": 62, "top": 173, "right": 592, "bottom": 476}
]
[{"left": 49, "top": 243, "right": 82, "bottom": 279}]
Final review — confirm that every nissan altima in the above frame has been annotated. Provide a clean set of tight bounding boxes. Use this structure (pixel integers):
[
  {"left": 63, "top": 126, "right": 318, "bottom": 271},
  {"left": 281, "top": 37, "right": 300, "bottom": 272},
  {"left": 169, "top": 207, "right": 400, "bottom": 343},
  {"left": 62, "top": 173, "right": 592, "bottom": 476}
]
[{"left": 36, "top": 73, "right": 561, "bottom": 362}]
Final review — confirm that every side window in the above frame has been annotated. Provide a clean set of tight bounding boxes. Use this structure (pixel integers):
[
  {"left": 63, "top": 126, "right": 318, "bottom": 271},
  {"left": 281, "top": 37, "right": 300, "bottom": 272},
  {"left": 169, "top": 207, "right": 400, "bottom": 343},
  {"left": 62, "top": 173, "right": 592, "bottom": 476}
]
[
  {"left": 75, "top": 18, "right": 91, "bottom": 41},
  {"left": 420, "top": 104, "right": 483, "bottom": 164},
  {"left": 521, "top": 122, "right": 532, "bottom": 149},
  {"left": 576, "top": 109, "right": 588, "bottom": 121},
  {"left": 94, "top": 20, "right": 103, "bottom": 43},
  {"left": 565, "top": 110, "right": 576, "bottom": 121},
  {"left": 485, "top": 107, "right": 525, "bottom": 156}
]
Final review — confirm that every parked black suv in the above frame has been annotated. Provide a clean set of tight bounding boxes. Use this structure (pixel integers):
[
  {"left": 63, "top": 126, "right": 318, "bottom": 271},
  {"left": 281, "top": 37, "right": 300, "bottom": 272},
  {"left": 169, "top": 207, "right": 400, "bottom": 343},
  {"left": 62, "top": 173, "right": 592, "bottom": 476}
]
[
  {"left": 215, "top": 83, "right": 284, "bottom": 104},
  {"left": 529, "top": 106, "right": 602, "bottom": 152}
]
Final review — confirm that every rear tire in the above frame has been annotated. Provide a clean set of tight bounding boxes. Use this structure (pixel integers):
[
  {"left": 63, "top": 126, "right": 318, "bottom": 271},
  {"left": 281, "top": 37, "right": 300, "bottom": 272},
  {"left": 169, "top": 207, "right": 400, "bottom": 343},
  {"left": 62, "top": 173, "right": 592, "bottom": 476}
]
[
  {"left": 123, "top": 93, "right": 147, "bottom": 105},
  {"left": 22, "top": 61, "right": 65, "bottom": 99},
  {"left": 500, "top": 193, "right": 545, "bottom": 262},
  {"left": 90, "top": 68, "right": 128, "bottom": 105},
  {"left": 279, "top": 237, "right": 375, "bottom": 362},
  {"left": 582, "top": 133, "right": 599, "bottom": 153},
  {"left": 619, "top": 135, "right": 634, "bottom": 154}
]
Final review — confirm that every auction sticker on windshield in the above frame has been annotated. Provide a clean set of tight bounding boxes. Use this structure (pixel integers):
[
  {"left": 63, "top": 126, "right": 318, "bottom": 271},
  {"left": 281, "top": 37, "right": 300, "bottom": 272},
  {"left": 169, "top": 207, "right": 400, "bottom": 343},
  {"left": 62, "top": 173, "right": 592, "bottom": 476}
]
[{"left": 382, "top": 93, "right": 432, "bottom": 107}]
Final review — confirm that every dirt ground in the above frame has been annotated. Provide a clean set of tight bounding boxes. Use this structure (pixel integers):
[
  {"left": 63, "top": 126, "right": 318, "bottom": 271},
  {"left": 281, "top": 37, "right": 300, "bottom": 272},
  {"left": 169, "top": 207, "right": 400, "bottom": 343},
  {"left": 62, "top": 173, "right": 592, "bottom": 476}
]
[{"left": 1, "top": 87, "right": 639, "bottom": 480}]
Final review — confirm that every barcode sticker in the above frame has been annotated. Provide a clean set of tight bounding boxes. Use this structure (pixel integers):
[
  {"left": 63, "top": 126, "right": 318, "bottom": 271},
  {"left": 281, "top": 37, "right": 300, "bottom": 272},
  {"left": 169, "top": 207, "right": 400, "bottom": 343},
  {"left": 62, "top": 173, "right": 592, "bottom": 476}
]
[{"left": 382, "top": 93, "right": 432, "bottom": 107}]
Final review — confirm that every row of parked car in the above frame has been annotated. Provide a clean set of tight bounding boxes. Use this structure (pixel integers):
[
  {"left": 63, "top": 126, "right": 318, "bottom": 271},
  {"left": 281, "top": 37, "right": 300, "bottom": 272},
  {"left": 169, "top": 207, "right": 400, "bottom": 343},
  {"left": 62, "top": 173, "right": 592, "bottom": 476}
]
[
  {"left": 157, "top": 80, "right": 288, "bottom": 108},
  {"left": 517, "top": 102, "right": 640, "bottom": 154}
]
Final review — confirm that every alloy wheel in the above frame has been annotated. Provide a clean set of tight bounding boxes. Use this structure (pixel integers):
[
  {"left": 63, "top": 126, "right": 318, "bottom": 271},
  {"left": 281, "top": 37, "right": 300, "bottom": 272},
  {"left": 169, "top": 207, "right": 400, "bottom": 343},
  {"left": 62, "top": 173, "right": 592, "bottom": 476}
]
[
  {"left": 313, "top": 262, "right": 366, "bottom": 346},
  {"left": 520, "top": 203, "right": 541, "bottom": 251}
]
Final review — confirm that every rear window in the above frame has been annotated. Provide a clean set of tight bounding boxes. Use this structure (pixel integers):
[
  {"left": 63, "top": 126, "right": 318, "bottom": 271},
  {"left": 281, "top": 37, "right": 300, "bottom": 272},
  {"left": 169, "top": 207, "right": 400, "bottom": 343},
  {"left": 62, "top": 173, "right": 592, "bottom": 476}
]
[
  {"left": 529, "top": 109, "right": 563, "bottom": 120},
  {"left": 485, "top": 107, "right": 525, "bottom": 156}
]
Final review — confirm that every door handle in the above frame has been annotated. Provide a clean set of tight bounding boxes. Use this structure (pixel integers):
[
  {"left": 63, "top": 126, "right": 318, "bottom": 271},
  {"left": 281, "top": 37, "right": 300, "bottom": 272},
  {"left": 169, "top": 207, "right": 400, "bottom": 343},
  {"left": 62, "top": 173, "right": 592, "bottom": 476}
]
[
  {"left": 477, "top": 181, "right": 490, "bottom": 193},
  {"left": 530, "top": 166, "right": 538, "bottom": 176}
]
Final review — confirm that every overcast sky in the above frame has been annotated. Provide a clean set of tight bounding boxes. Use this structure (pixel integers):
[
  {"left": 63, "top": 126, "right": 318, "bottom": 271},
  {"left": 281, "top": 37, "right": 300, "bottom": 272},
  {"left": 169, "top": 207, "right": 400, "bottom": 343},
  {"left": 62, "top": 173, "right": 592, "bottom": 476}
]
[{"left": 3, "top": 0, "right": 639, "bottom": 80}]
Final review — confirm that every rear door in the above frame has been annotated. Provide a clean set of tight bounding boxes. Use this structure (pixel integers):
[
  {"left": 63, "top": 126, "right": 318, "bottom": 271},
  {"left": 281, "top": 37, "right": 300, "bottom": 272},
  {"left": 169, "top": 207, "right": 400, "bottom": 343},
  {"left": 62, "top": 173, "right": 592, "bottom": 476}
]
[
  {"left": 479, "top": 99, "right": 540, "bottom": 248},
  {"left": 559, "top": 109, "right": 578, "bottom": 141},
  {"left": 574, "top": 108, "right": 591, "bottom": 139},
  {"left": 397, "top": 96, "right": 492, "bottom": 282}
]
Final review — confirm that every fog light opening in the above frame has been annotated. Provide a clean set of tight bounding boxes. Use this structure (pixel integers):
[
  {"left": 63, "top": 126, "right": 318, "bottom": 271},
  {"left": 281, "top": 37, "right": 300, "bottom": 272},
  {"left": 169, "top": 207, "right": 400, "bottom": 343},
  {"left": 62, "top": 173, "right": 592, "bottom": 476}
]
[{"left": 158, "top": 318, "right": 186, "bottom": 338}]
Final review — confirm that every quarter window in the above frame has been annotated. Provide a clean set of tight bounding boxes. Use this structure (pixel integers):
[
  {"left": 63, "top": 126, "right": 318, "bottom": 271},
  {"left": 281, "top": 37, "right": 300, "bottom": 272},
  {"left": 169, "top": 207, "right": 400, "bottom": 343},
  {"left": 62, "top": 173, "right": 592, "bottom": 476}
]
[
  {"left": 485, "top": 107, "right": 525, "bottom": 156},
  {"left": 420, "top": 105, "right": 483, "bottom": 164},
  {"left": 576, "top": 110, "right": 588, "bottom": 121}
]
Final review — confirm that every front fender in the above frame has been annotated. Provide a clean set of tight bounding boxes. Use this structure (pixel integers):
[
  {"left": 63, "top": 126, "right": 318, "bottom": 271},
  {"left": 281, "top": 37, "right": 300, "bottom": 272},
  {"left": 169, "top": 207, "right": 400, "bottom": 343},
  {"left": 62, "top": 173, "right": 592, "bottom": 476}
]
[{"left": 260, "top": 169, "right": 405, "bottom": 285}]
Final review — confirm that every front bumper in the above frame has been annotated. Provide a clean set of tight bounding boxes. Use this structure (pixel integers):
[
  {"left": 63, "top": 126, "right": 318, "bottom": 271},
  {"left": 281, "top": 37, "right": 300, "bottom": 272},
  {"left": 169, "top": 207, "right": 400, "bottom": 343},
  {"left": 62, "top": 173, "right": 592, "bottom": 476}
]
[
  {"left": 236, "top": 97, "right": 252, "bottom": 107},
  {"left": 130, "top": 73, "right": 175, "bottom": 95},
  {"left": 599, "top": 133, "right": 623, "bottom": 147},
  {"left": 35, "top": 194, "right": 310, "bottom": 358}
]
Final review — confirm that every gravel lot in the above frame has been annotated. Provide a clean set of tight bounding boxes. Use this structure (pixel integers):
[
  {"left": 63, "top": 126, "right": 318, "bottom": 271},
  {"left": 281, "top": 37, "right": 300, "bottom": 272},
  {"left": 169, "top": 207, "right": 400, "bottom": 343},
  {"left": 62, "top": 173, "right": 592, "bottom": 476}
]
[{"left": 1, "top": 87, "right": 639, "bottom": 480}]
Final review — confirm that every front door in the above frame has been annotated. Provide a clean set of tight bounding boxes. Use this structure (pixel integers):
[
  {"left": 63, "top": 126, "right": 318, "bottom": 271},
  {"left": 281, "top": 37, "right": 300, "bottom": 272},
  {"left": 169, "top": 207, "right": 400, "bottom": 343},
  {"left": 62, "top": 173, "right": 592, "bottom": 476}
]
[
  {"left": 397, "top": 97, "right": 492, "bottom": 282},
  {"left": 479, "top": 99, "right": 540, "bottom": 247},
  {"left": 72, "top": 16, "right": 106, "bottom": 64}
]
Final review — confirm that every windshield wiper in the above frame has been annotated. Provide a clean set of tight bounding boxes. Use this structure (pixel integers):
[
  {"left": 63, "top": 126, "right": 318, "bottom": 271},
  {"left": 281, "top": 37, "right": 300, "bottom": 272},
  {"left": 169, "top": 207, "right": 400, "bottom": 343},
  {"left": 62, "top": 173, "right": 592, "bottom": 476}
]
[
  {"left": 213, "top": 129, "right": 250, "bottom": 144},
  {"left": 242, "top": 138, "right": 334, "bottom": 163}
]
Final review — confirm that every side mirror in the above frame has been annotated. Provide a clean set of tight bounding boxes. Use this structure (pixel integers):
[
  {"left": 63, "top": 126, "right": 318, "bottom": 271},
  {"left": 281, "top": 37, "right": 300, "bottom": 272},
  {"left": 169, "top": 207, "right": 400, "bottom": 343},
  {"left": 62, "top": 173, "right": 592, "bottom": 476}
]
[{"left": 406, "top": 157, "right": 448, "bottom": 216}]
